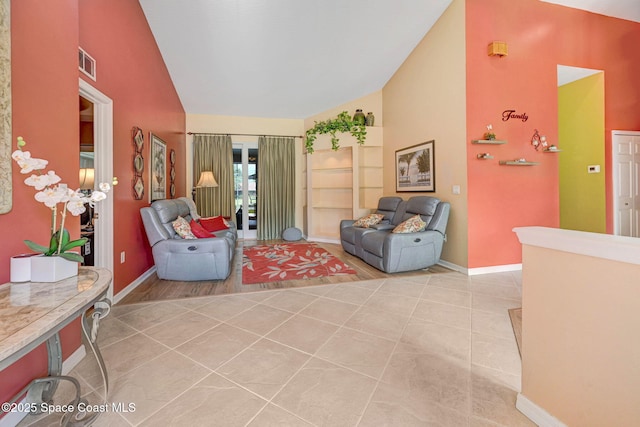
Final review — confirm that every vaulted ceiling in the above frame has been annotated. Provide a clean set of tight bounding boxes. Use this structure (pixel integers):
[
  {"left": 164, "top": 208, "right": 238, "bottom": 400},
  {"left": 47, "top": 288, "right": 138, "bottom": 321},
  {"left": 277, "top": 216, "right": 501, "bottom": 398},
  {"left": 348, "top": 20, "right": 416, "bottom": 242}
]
[{"left": 139, "top": 0, "right": 640, "bottom": 120}]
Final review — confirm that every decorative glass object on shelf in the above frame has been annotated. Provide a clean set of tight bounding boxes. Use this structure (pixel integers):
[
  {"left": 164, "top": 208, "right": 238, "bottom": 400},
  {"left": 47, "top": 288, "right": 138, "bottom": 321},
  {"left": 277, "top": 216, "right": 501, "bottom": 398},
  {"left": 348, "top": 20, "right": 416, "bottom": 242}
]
[
  {"left": 365, "top": 112, "right": 375, "bottom": 126},
  {"left": 353, "top": 109, "right": 366, "bottom": 126}
]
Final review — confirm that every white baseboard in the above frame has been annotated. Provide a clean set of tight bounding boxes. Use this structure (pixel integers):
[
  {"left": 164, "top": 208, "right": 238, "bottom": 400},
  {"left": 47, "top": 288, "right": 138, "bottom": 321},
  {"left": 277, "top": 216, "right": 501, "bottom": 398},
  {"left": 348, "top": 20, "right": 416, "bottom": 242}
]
[
  {"left": 0, "top": 345, "right": 86, "bottom": 427},
  {"left": 113, "top": 266, "right": 157, "bottom": 305},
  {"left": 516, "top": 393, "right": 567, "bottom": 427},
  {"left": 308, "top": 237, "right": 341, "bottom": 244},
  {"left": 468, "top": 263, "right": 522, "bottom": 276}
]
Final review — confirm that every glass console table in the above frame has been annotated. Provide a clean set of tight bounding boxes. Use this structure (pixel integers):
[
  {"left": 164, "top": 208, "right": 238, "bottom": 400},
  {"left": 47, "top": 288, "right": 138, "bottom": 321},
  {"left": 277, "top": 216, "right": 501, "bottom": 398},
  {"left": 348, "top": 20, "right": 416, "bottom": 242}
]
[{"left": 0, "top": 267, "right": 112, "bottom": 426}]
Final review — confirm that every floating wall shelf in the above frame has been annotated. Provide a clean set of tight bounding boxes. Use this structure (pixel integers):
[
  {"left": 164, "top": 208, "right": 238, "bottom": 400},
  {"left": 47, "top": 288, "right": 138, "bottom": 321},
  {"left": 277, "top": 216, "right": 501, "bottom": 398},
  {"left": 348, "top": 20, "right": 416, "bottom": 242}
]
[
  {"left": 477, "top": 153, "right": 494, "bottom": 159},
  {"left": 543, "top": 148, "right": 562, "bottom": 153},
  {"left": 499, "top": 160, "right": 539, "bottom": 166},
  {"left": 472, "top": 139, "right": 507, "bottom": 145}
]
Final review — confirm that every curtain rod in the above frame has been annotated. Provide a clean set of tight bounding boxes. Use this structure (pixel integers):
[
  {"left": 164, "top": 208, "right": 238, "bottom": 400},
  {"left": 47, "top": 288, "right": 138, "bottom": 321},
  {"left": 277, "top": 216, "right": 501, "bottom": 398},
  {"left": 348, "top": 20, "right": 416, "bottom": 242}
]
[{"left": 188, "top": 132, "right": 304, "bottom": 139}]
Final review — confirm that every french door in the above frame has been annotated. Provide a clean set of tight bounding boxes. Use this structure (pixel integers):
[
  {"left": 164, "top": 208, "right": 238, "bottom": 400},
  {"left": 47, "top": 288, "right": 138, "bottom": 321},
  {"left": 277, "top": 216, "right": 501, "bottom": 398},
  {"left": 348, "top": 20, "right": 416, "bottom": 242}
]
[{"left": 233, "top": 143, "right": 258, "bottom": 239}]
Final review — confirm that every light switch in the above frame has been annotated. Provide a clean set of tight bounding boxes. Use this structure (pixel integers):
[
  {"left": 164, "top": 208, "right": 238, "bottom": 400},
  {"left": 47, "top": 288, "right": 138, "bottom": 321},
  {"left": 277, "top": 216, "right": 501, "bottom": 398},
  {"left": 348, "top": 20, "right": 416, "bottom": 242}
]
[
  {"left": 452, "top": 185, "right": 461, "bottom": 195},
  {"left": 587, "top": 165, "right": 600, "bottom": 173}
]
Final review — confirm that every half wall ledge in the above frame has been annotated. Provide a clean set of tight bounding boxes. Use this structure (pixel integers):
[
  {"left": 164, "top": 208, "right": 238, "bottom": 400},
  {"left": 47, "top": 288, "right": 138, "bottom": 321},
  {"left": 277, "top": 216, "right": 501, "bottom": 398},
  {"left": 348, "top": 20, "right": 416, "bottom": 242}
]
[{"left": 513, "top": 226, "right": 640, "bottom": 265}]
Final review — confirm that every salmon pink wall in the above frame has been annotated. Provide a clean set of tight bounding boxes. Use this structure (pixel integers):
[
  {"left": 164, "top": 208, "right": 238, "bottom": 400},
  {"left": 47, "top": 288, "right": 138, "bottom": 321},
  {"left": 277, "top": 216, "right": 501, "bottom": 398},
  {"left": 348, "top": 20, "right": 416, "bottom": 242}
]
[
  {"left": 0, "top": 0, "right": 81, "bottom": 408},
  {"left": 466, "top": 0, "right": 640, "bottom": 268},
  {"left": 78, "top": 0, "right": 185, "bottom": 294},
  {"left": 1, "top": 0, "right": 184, "bottom": 410}
]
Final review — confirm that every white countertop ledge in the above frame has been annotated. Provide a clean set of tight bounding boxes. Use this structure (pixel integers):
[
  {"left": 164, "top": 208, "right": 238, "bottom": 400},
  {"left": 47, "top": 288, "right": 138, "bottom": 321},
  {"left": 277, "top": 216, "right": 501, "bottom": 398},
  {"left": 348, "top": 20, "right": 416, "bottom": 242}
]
[{"left": 513, "top": 226, "right": 640, "bottom": 266}]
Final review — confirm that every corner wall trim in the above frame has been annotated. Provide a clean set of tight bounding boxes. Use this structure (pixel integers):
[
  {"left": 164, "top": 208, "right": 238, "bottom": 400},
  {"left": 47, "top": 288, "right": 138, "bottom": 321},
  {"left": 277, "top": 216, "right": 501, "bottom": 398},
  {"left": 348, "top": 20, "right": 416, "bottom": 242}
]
[
  {"left": 516, "top": 393, "right": 567, "bottom": 427},
  {"left": 113, "top": 266, "right": 157, "bottom": 304},
  {"left": 437, "top": 260, "right": 522, "bottom": 276}
]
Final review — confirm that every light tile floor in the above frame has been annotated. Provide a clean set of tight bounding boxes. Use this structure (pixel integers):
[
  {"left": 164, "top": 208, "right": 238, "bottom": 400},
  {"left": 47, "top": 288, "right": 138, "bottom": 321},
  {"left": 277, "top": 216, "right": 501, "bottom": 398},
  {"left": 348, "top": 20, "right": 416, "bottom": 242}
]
[{"left": 19, "top": 271, "right": 535, "bottom": 426}]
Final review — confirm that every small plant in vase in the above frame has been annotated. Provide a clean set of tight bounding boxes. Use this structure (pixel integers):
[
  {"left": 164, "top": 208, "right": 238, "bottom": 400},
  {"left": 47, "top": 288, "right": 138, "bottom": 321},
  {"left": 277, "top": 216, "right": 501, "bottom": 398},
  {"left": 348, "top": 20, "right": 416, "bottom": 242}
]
[{"left": 483, "top": 124, "right": 496, "bottom": 140}]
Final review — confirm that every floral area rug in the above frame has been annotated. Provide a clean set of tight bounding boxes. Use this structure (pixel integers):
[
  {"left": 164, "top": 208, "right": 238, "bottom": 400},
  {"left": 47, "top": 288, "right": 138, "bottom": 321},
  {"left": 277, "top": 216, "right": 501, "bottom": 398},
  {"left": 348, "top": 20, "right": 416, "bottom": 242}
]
[{"left": 242, "top": 242, "right": 357, "bottom": 285}]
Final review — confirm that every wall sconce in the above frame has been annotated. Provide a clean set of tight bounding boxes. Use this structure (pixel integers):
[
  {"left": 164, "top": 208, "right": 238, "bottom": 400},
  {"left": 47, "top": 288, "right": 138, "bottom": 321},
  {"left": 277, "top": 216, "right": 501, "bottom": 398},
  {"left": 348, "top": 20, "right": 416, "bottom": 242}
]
[
  {"left": 488, "top": 41, "right": 508, "bottom": 57},
  {"left": 192, "top": 171, "right": 218, "bottom": 200}
]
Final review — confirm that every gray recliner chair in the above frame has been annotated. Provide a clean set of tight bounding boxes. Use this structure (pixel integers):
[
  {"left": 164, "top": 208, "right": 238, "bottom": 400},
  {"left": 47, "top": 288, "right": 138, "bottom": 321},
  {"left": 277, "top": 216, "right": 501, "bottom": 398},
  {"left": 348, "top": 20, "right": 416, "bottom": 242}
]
[{"left": 140, "top": 198, "right": 237, "bottom": 281}]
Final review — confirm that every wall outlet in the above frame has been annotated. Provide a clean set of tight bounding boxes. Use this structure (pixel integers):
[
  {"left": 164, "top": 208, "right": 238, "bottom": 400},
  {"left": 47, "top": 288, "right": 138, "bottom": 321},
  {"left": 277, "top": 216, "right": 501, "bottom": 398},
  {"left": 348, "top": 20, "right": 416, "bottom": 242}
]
[
  {"left": 452, "top": 185, "right": 461, "bottom": 195},
  {"left": 587, "top": 165, "right": 600, "bottom": 173},
  {"left": 120, "top": 251, "right": 125, "bottom": 264}
]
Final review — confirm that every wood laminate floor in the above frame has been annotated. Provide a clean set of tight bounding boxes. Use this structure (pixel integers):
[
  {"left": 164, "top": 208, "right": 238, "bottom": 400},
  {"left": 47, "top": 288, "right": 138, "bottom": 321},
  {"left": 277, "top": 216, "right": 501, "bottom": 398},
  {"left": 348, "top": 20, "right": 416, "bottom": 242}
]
[{"left": 119, "top": 240, "right": 453, "bottom": 304}]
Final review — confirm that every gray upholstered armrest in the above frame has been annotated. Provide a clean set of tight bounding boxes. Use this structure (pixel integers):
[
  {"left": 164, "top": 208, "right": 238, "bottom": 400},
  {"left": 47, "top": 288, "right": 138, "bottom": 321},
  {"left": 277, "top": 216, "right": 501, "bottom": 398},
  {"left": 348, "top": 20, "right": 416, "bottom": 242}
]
[
  {"left": 371, "top": 223, "right": 395, "bottom": 231},
  {"left": 340, "top": 219, "right": 356, "bottom": 229}
]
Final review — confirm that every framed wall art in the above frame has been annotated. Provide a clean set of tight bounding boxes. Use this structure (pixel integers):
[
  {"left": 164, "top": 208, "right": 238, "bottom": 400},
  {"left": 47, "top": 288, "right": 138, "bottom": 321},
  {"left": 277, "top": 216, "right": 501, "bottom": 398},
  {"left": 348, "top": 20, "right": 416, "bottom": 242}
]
[
  {"left": 149, "top": 133, "right": 167, "bottom": 202},
  {"left": 395, "top": 140, "right": 435, "bottom": 192}
]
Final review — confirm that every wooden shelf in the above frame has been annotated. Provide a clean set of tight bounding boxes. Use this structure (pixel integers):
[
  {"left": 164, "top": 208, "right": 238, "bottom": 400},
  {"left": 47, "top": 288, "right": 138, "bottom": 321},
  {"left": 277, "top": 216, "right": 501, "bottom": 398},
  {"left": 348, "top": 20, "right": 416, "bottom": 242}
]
[
  {"left": 472, "top": 139, "right": 507, "bottom": 145},
  {"left": 499, "top": 160, "right": 539, "bottom": 166}
]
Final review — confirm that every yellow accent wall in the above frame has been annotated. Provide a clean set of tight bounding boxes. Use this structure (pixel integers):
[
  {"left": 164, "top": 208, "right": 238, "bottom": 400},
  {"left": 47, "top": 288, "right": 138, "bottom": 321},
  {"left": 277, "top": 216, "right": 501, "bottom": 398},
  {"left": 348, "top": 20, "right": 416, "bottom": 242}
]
[
  {"left": 382, "top": 0, "right": 467, "bottom": 268},
  {"left": 558, "top": 73, "right": 606, "bottom": 233}
]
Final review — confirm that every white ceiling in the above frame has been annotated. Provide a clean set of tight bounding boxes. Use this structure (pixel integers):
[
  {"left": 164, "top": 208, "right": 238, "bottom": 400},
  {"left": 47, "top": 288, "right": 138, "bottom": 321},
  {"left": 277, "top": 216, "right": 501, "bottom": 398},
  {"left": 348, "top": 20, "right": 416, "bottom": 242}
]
[{"left": 139, "top": 0, "right": 640, "bottom": 120}]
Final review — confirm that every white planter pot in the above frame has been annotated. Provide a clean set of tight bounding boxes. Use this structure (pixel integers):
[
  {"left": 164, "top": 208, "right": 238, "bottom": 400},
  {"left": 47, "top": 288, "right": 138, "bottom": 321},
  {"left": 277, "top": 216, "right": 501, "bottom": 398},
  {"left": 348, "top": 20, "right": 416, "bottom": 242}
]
[
  {"left": 30, "top": 255, "right": 79, "bottom": 283},
  {"left": 10, "top": 253, "right": 39, "bottom": 282}
]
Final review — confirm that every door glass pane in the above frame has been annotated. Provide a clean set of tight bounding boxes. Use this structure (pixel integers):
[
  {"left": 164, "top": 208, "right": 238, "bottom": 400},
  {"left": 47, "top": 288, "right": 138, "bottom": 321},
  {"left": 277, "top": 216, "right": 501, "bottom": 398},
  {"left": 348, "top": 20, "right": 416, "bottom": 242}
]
[
  {"left": 233, "top": 148, "right": 243, "bottom": 228},
  {"left": 248, "top": 148, "right": 258, "bottom": 230}
]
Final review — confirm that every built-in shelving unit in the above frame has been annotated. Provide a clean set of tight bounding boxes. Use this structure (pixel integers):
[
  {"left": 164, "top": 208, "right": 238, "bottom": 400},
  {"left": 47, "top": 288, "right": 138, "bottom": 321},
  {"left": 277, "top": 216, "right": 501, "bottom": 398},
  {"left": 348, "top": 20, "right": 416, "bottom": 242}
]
[
  {"left": 305, "top": 127, "right": 383, "bottom": 242},
  {"left": 472, "top": 139, "right": 507, "bottom": 145},
  {"left": 499, "top": 160, "right": 539, "bottom": 166}
]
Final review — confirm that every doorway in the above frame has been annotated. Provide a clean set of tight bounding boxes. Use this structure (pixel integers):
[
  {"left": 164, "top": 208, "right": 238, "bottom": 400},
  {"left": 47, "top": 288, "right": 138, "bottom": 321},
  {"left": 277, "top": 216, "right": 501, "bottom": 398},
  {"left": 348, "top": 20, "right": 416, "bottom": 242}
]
[
  {"left": 79, "top": 79, "right": 114, "bottom": 300},
  {"left": 557, "top": 65, "right": 605, "bottom": 233},
  {"left": 233, "top": 143, "right": 258, "bottom": 239},
  {"left": 79, "top": 95, "right": 95, "bottom": 265},
  {"left": 612, "top": 130, "right": 640, "bottom": 237}
]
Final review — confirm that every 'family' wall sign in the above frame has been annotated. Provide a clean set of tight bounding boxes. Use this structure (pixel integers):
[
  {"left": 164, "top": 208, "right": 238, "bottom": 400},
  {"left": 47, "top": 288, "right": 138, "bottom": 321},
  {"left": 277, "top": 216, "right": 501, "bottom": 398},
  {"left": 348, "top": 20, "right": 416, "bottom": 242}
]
[{"left": 502, "top": 110, "right": 528, "bottom": 122}]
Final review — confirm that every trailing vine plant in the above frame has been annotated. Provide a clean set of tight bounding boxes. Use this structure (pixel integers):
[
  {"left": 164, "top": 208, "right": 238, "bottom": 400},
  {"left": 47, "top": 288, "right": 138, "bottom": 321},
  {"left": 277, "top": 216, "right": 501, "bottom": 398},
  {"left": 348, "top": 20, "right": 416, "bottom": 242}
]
[{"left": 305, "top": 111, "right": 367, "bottom": 153}]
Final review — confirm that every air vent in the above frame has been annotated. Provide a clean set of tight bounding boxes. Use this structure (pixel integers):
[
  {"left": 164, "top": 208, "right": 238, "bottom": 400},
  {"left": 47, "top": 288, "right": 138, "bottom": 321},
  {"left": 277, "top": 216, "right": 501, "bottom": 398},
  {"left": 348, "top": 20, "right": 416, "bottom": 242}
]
[{"left": 78, "top": 47, "right": 96, "bottom": 81}]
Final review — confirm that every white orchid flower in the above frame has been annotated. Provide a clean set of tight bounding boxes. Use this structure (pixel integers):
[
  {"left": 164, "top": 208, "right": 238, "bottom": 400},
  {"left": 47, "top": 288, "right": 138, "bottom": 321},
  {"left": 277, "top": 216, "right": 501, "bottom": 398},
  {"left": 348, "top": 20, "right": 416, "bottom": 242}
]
[
  {"left": 12, "top": 150, "right": 48, "bottom": 174},
  {"left": 24, "top": 170, "right": 61, "bottom": 190},
  {"left": 89, "top": 190, "right": 107, "bottom": 206},
  {"left": 66, "top": 199, "right": 88, "bottom": 216},
  {"left": 35, "top": 185, "right": 70, "bottom": 208},
  {"left": 99, "top": 182, "right": 111, "bottom": 193}
]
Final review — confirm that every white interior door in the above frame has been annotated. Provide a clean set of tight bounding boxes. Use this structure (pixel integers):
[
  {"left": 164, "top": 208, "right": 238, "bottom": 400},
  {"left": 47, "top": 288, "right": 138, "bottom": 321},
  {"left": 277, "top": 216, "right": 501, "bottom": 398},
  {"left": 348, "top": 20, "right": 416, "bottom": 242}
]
[
  {"left": 79, "top": 79, "right": 114, "bottom": 300},
  {"left": 612, "top": 131, "right": 640, "bottom": 237}
]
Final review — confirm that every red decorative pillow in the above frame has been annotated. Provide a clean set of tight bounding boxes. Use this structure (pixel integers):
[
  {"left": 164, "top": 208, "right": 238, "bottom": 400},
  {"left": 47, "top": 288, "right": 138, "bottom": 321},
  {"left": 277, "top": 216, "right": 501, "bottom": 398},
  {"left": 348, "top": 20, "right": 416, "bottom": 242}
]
[
  {"left": 190, "top": 219, "right": 212, "bottom": 238},
  {"left": 199, "top": 216, "right": 229, "bottom": 232}
]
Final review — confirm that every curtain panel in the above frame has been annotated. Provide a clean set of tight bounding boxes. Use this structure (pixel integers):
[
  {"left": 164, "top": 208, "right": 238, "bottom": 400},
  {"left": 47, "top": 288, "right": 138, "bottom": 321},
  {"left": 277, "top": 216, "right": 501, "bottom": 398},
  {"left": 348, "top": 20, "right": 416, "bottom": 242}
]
[
  {"left": 193, "top": 134, "right": 235, "bottom": 218},
  {"left": 257, "top": 136, "right": 295, "bottom": 240}
]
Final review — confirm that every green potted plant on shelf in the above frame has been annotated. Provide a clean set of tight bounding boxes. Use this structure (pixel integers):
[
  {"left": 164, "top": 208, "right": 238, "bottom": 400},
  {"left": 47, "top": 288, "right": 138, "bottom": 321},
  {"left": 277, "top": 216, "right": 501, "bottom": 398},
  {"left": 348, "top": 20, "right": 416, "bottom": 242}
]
[{"left": 305, "top": 111, "right": 367, "bottom": 153}]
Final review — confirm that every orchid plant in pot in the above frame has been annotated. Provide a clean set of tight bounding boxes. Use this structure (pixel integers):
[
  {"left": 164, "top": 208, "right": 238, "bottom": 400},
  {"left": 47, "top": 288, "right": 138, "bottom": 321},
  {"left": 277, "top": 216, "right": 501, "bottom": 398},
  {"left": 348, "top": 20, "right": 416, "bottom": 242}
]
[{"left": 11, "top": 136, "right": 112, "bottom": 282}]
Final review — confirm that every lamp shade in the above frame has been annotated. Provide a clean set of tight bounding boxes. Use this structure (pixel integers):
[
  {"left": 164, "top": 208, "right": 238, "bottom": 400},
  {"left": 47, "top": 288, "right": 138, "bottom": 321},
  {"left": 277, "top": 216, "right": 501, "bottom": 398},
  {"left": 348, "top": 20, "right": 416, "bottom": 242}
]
[
  {"left": 79, "top": 168, "right": 95, "bottom": 190},
  {"left": 196, "top": 171, "right": 218, "bottom": 187}
]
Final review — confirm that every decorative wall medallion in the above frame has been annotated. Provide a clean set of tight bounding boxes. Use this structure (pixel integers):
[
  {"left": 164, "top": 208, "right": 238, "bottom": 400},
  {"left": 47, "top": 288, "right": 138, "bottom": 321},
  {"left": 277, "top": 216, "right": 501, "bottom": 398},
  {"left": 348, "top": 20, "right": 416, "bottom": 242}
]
[
  {"left": 169, "top": 149, "right": 176, "bottom": 199},
  {"left": 133, "top": 176, "right": 144, "bottom": 200},
  {"left": 132, "top": 126, "right": 144, "bottom": 200},
  {"left": 134, "top": 154, "right": 144, "bottom": 173}
]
